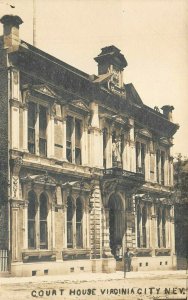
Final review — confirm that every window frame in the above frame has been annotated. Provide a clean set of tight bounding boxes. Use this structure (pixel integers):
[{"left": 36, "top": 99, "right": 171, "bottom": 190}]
[
  {"left": 27, "top": 101, "right": 48, "bottom": 157},
  {"left": 66, "top": 114, "right": 83, "bottom": 165}
]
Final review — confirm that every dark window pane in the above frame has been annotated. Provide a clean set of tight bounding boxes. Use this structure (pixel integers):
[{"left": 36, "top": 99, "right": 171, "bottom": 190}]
[
  {"left": 162, "top": 209, "right": 166, "bottom": 248},
  {"left": 66, "top": 116, "right": 73, "bottom": 162},
  {"left": 75, "top": 148, "right": 81, "bottom": 165},
  {"left": 142, "top": 206, "right": 147, "bottom": 248},
  {"left": 39, "top": 193, "right": 48, "bottom": 249},
  {"left": 157, "top": 209, "right": 161, "bottom": 248},
  {"left": 75, "top": 119, "right": 81, "bottom": 148},
  {"left": 76, "top": 198, "right": 83, "bottom": 222},
  {"left": 67, "top": 197, "right": 73, "bottom": 248},
  {"left": 39, "top": 138, "right": 47, "bottom": 156},
  {"left": 28, "top": 191, "right": 36, "bottom": 249},
  {"left": 76, "top": 198, "right": 83, "bottom": 248},
  {"left": 39, "top": 106, "right": 47, "bottom": 156},
  {"left": 28, "top": 102, "right": 36, "bottom": 154},
  {"left": 137, "top": 205, "right": 141, "bottom": 248},
  {"left": 67, "top": 222, "right": 73, "bottom": 248},
  {"left": 39, "top": 106, "right": 47, "bottom": 138}
]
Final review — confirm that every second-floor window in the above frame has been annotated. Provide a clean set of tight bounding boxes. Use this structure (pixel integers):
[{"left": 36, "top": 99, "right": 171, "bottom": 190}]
[
  {"left": 156, "top": 150, "right": 165, "bottom": 185},
  {"left": 66, "top": 116, "right": 82, "bottom": 165},
  {"left": 136, "top": 142, "right": 145, "bottom": 174},
  {"left": 28, "top": 102, "right": 47, "bottom": 157},
  {"left": 39, "top": 106, "right": 47, "bottom": 156},
  {"left": 28, "top": 102, "right": 36, "bottom": 154}
]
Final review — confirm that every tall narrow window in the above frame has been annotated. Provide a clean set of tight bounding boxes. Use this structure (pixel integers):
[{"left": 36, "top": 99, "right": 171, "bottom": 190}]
[
  {"left": 76, "top": 198, "right": 83, "bottom": 248},
  {"left": 142, "top": 206, "right": 147, "bottom": 248},
  {"left": 28, "top": 102, "right": 36, "bottom": 154},
  {"left": 137, "top": 205, "right": 141, "bottom": 248},
  {"left": 66, "top": 116, "right": 73, "bottom": 163},
  {"left": 75, "top": 119, "right": 82, "bottom": 165},
  {"left": 67, "top": 196, "right": 74, "bottom": 248},
  {"left": 141, "top": 143, "right": 145, "bottom": 174},
  {"left": 157, "top": 208, "right": 161, "bottom": 248},
  {"left": 156, "top": 150, "right": 160, "bottom": 183},
  {"left": 66, "top": 116, "right": 82, "bottom": 165},
  {"left": 39, "top": 193, "right": 48, "bottom": 249},
  {"left": 103, "top": 128, "right": 107, "bottom": 168},
  {"left": 28, "top": 191, "right": 36, "bottom": 249},
  {"left": 136, "top": 142, "right": 145, "bottom": 174},
  {"left": 156, "top": 150, "right": 165, "bottom": 185},
  {"left": 39, "top": 106, "right": 47, "bottom": 156},
  {"left": 161, "top": 151, "right": 165, "bottom": 185},
  {"left": 162, "top": 208, "right": 166, "bottom": 248}
]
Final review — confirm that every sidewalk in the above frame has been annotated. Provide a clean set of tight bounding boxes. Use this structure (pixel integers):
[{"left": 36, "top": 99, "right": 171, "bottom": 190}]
[{"left": 0, "top": 270, "right": 187, "bottom": 285}]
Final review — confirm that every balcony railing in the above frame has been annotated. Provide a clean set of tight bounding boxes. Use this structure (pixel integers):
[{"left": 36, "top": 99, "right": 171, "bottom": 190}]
[{"left": 103, "top": 167, "right": 145, "bottom": 182}]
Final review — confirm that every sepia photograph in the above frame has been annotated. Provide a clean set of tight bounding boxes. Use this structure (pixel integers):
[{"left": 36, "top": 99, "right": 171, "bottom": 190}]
[{"left": 0, "top": 0, "right": 187, "bottom": 299}]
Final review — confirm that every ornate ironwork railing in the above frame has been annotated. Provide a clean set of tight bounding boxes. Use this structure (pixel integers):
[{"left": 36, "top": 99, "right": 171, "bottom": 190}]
[{"left": 103, "top": 167, "right": 145, "bottom": 182}]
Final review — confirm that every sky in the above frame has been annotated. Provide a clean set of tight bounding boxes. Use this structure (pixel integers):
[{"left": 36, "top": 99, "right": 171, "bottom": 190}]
[{"left": 0, "top": 0, "right": 188, "bottom": 157}]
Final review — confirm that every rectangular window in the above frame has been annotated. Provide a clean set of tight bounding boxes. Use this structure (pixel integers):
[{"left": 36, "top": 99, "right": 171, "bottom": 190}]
[
  {"left": 66, "top": 116, "right": 73, "bottom": 163},
  {"left": 28, "top": 102, "right": 36, "bottom": 154},
  {"left": 66, "top": 116, "right": 82, "bottom": 165},
  {"left": 39, "top": 106, "right": 47, "bottom": 157},
  {"left": 136, "top": 142, "right": 145, "bottom": 174},
  {"left": 75, "top": 119, "right": 82, "bottom": 165},
  {"left": 156, "top": 150, "right": 165, "bottom": 185},
  {"left": 161, "top": 151, "right": 165, "bottom": 185}
]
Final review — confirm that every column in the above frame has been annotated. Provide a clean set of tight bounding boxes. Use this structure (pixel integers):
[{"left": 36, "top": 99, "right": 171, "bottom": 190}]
[
  {"left": 102, "top": 207, "right": 112, "bottom": 257},
  {"left": 89, "top": 181, "right": 102, "bottom": 259},
  {"left": 89, "top": 102, "right": 102, "bottom": 168}
]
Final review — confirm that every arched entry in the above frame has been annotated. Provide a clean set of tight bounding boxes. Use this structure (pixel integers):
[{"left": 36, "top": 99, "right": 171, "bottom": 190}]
[{"left": 108, "top": 194, "right": 124, "bottom": 258}]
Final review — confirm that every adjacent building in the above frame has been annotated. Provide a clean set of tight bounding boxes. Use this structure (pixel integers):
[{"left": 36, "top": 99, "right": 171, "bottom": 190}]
[
  {"left": 174, "top": 157, "right": 188, "bottom": 269},
  {"left": 0, "top": 15, "right": 179, "bottom": 276}
]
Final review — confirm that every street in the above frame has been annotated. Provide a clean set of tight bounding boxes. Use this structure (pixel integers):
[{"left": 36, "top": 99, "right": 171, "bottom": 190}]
[{"left": 0, "top": 270, "right": 187, "bottom": 300}]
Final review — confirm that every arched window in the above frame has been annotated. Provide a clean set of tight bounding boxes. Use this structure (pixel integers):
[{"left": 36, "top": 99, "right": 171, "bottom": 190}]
[
  {"left": 76, "top": 197, "right": 83, "bottom": 248},
  {"left": 157, "top": 208, "right": 161, "bottom": 248},
  {"left": 162, "top": 208, "right": 166, "bottom": 248},
  {"left": 28, "top": 191, "right": 36, "bottom": 249},
  {"left": 67, "top": 196, "right": 74, "bottom": 248},
  {"left": 137, "top": 205, "right": 141, "bottom": 248},
  {"left": 39, "top": 193, "right": 48, "bottom": 249},
  {"left": 142, "top": 206, "right": 147, "bottom": 248}
]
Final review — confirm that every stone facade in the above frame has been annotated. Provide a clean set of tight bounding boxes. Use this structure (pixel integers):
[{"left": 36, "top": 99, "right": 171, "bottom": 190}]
[{"left": 0, "top": 15, "right": 179, "bottom": 276}]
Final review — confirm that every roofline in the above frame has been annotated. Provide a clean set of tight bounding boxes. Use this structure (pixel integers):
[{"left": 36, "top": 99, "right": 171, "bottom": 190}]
[{"left": 20, "top": 40, "right": 91, "bottom": 81}]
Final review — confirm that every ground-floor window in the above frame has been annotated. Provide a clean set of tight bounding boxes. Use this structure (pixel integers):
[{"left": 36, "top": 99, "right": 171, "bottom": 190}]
[
  {"left": 157, "top": 207, "right": 166, "bottom": 248},
  {"left": 137, "top": 203, "right": 147, "bottom": 248},
  {"left": 28, "top": 191, "right": 49, "bottom": 250},
  {"left": 66, "top": 196, "right": 83, "bottom": 248}
]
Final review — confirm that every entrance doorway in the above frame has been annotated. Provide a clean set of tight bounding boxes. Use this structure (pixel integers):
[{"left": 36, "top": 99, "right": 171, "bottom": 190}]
[{"left": 108, "top": 194, "right": 124, "bottom": 259}]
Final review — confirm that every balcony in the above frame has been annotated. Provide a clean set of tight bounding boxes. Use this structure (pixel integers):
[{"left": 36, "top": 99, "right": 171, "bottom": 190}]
[{"left": 103, "top": 167, "right": 145, "bottom": 183}]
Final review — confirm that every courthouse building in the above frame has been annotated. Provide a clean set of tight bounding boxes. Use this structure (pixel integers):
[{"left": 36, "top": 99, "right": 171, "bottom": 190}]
[{"left": 0, "top": 15, "right": 179, "bottom": 276}]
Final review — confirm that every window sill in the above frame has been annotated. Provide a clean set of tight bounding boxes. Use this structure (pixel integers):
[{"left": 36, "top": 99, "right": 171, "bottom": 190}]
[
  {"left": 155, "top": 248, "right": 171, "bottom": 256},
  {"left": 22, "top": 249, "right": 56, "bottom": 262},
  {"left": 135, "top": 248, "right": 153, "bottom": 257},
  {"left": 62, "top": 248, "right": 91, "bottom": 260}
]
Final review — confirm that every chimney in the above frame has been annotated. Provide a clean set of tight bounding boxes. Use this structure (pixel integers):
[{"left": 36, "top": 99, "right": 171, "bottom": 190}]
[
  {"left": 0, "top": 15, "right": 23, "bottom": 51},
  {"left": 161, "top": 105, "right": 174, "bottom": 122}
]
